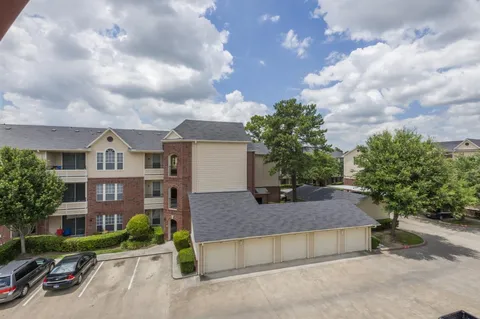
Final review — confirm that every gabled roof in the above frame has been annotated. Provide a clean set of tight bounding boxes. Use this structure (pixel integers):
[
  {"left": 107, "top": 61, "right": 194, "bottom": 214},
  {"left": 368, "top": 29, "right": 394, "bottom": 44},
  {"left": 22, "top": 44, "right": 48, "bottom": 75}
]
[
  {"left": 0, "top": 124, "right": 169, "bottom": 151},
  {"left": 171, "top": 119, "right": 251, "bottom": 142},
  {"left": 437, "top": 140, "right": 464, "bottom": 152},
  {"left": 286, "top": 185, "right": 366, "bottom": 204},
  {"left": 189, "top": 191, "right": 378, "bottom": 242},
  {"left": 86, "top": 128, "right": 132, "bottom": 149},
  {"left": 247, "top": 142, "right": 269, "bottom": 154}
]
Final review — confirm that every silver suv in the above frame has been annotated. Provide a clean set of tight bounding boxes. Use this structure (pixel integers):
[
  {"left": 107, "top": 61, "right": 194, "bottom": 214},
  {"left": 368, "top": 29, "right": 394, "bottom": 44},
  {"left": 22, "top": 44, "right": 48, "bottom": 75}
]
[{"left": 0, "top": 257, "right": 55, "bottom": 303}]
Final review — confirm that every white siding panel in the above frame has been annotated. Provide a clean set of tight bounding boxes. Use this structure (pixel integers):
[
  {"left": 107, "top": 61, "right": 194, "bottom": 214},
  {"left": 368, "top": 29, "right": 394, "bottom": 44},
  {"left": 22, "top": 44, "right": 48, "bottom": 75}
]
[
  {"left": 314, "top": 231, "right": 338, "bottom": 257},
  {"left": 254, "top": 155, "right": 280, "bottom": 187},
  {"left": 345, "top": 228, "right": 367, "bottom": 253},
  {"left": 204, "top": 242, "right": 236, "bottom": 273},
  {"left": 244, "top": 237, "right": 274, "bottom": 267},
  {"left": 194, "top": 142, "right": 247, "bottom": 192},
  {"left": 281, "top": 233, "right": 307, "bottom": 261}
]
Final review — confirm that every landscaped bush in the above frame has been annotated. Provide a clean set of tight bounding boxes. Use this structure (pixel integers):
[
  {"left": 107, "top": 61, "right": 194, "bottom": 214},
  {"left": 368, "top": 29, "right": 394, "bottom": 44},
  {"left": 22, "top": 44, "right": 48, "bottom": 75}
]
[
  {"left": 371, "top": 236, "right": 380, "bottom": 249},
  {"left": 152, "top": 227, "right": 165, "bottom": 245},
  {"left": 178, "top": 247, "right": 195, "bottom": 274},
  {"left": 374, "top": 218, "right": 399, "bottom": 231},
  {"left": 63, "top": 230, "right": 128, "bottom": 252},
  {"left": 120, "top": 239, "right": 152, "bottom": 250},
  {"left": 173, "top": 230, "right": 190, "bottom": 252},
  {"left": 126, "top": 214, "right": 152, "bottom": 240},
  {"left": 0, "top": 239, "right": 21, "bottom": 265},
  {"left": 25, "top": 235, "right": 65, "bottom": 253}
]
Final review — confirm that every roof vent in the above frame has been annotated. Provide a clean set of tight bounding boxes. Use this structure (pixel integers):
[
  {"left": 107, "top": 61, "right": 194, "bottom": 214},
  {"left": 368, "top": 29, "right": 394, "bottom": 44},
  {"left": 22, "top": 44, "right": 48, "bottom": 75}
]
[
  {"left": 5, "top": 127, "right": 11, "bottom": 130},
  {"left": 97, "top": 130, "right": 102, "bottom": 133},
  {"left": 137, "top": 132, "right": 142, "bottom": 135},
  {"left": 52, "top": 128, "right": 57, "bottom": 132},
  {"left": 75, "top": 130, "right": 80, "bottom": 132},
  {"left": 156, "top": 132, "right": 162, "bottom": 135}
]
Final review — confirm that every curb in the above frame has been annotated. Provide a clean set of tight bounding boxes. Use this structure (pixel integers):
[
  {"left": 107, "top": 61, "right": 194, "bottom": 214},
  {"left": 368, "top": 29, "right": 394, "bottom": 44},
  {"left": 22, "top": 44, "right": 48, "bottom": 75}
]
[{"left": 377, "top": 239, "right": 427, "bottom": 252}]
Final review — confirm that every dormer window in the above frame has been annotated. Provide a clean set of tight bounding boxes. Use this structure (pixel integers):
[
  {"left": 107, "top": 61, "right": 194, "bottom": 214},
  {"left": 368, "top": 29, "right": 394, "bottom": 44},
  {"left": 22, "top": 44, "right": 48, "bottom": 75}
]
[{"left": 97, "top": 149, "right": 124, "bottom": 170}]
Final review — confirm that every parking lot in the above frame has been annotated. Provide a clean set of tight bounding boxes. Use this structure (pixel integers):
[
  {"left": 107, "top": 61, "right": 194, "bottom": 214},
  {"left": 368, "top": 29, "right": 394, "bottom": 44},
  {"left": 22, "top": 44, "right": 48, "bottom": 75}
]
[{"left": 0, "top": 254, "right": 171, "bottom": 319}]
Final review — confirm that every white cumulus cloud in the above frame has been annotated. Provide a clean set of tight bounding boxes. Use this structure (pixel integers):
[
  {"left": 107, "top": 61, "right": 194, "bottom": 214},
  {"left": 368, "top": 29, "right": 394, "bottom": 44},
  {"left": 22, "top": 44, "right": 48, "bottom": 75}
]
[
  {"left": 281, "top": 29, "right": 313, "bottom": 59},
  {"left": 259, "top": 14, "right": 280, "bottom": 23}
]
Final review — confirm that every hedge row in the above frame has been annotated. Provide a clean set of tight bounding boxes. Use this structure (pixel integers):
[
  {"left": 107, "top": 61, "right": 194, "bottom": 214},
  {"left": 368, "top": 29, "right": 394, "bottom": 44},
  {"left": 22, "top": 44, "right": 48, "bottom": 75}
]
[
  {"left": 62, "top": 231, "right": 128, "bottom": 252},
  {"left": 173, "top": 230, "right": 190, "bottom": 252},
  {"left": 178, "top": 247, "right": 195, "bottom": 274},
  {"left": 152, "top": 227, "right": 165, "bottom": 245},
  {"left": 371, "top": 236, "right": 380, "bottom": 249},
  {"left": 0, "top": 239, "right": 21, "bottom": 265}
]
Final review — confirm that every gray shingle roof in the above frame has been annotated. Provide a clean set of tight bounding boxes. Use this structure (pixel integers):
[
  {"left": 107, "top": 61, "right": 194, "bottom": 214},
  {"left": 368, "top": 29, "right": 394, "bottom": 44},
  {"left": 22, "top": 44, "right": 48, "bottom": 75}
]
[
  {"left": 173, "top": 119, "right": 251, "bottom": 142},
  {"left": 286, "top": 185, "right": 366, "bottom": 204},
  {"left": 189, "top": 191, "right": 378, "bottom": 242},
  {"left": 0, "top": 124, "right": 169, "bottom": 151},
  {"left": 437, "top": 140, "right": 463, "bottom": 152},
  {"left": 247, "top": 142, "right": 269, "bottom": 154}
]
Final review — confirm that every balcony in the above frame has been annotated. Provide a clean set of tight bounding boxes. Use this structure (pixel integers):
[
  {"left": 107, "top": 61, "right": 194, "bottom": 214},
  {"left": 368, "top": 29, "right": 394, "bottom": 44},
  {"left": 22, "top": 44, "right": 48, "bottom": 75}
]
[
  {"left": 145, "top": 153, "right": 164, "bottom": 180},
  {"left": 53, "top": 201, "right": 88, "bottom": 216},
  {"left": 51, "top": 168, "right": 88, "bottom": 182},
  {"left": 144, "top": 193, "right": 164, "bottom": 210}
]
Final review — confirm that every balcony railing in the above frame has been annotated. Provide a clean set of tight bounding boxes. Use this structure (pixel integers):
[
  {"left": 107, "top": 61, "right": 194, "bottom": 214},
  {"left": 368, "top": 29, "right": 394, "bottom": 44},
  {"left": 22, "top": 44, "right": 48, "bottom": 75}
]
[
  {"left": 144, "top": 193, "right": 163, "bottom": 198},
  {"left": 144, "top": 163, "right": 164, "bottom": 169}
]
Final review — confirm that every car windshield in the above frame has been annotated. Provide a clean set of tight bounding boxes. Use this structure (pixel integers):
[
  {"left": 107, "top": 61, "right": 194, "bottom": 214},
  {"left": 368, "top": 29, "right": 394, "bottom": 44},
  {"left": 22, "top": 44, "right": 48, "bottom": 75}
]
[
  {"left": 0, "top": 276, "right": 11, "bottom": 288},
  {"left": 50, "top": 262, "right": 77, "bottom": 274}
]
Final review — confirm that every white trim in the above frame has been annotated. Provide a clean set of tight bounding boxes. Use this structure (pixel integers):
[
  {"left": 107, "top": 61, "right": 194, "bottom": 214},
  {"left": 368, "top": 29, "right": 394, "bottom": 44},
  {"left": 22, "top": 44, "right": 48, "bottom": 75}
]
[
  {"left": 96, "top": 148, "right": 124, "bottom": 171},
  {"left": 343, "top": 147, "right": 359, "bottom": 157},
  {"left": 163, "top": 129, "right": 183, "bottom": 140},
  {"left": 86, "top": 128, "right": 132, "bottom": 149},
  {"left": 453, "top": 138, "right": 480, "bottom": 150},
  {"left": 130, "top": 150, "right": 164, "bottom": 153},
  {"left": 162, "top": 139, "right": 250, "bottom": 144}
]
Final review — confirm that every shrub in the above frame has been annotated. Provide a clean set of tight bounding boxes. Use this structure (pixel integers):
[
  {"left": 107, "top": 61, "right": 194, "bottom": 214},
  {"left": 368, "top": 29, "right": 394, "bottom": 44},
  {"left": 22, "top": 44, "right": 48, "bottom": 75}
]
[
  {"left": 178, "top": 247, "right": 195, "bottom": 274},
  {"left": 126, "top": 214, "right": 152, "bottom": 240},
  {"left": 371, "top": 236, "right": 380, "bottom": 249},
  {"left": 120, "top": 239, "right": 152, "bottom": 250},
  {"left": 0, "top": 239, "right": 21, "bottom": 265},
  {"left": 374, "top": 218, "right": 399, "bottom": 231},
  {"left": 63, "top": 230, "right": 128, "bottom": 252},
  {"left": 173, "top": 230, "right": 190, "bottom": 252},
  {"left": 152, "top": 227, "right": 165, "bottom": 245},
  {"left": 25, "top": 235, "right": 65, "bottom": 253}
]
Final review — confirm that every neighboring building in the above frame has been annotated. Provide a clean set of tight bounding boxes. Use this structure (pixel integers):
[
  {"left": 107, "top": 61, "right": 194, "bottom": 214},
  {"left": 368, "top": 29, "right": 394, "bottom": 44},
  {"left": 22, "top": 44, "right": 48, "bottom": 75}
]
[
  {"left": 286, "top": 185, "right": 389, "bottom": 221},
  {"left": 0, "top": 120, "right": 278, "bottom": 241},
  {"left": 343, "top": 147, "right": 362, "bottom": 186},
  {"left": 0, "top": 0, "right": 29, "bottom": 40},
  {"left": 343, "top": 138, "right": 480, "bottom": 185},
  {"left": 189, "top": 191, "right": 378, "bottom": 275},
  {"left": 247, "top": 143, "right": 281, "bottom": 204}
]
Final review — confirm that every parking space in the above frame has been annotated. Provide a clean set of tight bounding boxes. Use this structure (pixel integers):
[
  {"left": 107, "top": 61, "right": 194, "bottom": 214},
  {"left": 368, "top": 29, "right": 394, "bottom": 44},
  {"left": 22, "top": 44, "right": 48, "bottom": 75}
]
[{"left": 0, "top": 254, "right": 171, "bottom": 319}]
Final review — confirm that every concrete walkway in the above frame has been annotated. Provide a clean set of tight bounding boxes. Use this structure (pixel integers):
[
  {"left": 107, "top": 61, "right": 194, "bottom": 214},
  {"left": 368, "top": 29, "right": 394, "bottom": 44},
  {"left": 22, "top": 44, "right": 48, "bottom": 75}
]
[{"left": 97, "top": 241, "right": 175, "bottom": 261}]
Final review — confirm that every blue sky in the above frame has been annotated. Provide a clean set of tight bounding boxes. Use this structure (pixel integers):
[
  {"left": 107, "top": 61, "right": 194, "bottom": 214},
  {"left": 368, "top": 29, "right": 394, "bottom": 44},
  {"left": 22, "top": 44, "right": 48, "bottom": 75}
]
[{"left": 0, "top": 0, "right": 479, "bottom": 150}]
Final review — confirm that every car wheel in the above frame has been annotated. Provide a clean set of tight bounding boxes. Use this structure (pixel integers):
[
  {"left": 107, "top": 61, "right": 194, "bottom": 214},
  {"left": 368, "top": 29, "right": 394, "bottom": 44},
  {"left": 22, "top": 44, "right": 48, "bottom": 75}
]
[
  {"left": 21, "top": 285, "right": 29, "bottom": 297},
  {"left": 77, "top": 274, "right": 83, "bottom": 285},
  {"left": 93, "top": 258, "right": 97, "bottom": 266}
]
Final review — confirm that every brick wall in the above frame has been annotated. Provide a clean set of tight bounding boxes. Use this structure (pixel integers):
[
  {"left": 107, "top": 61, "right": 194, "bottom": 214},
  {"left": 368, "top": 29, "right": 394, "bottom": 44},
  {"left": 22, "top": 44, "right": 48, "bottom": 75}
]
[
  {"left": 0, "top": 225, "right": 11, "bottom": 243},
  {"left": 343, "top": 178, "right": 356, "bottom": 186},
  {"left": 163, "top": 142, "right": 192, "bottom": 239},
  {"left": 87, "top": 177, "right": 144, "bottom": 235},
  {"left": 247, "top": 151, "right": 255, "bottom": 194},
  {"left": 266, "top": 186, "right": 281, "bottom": 203}
]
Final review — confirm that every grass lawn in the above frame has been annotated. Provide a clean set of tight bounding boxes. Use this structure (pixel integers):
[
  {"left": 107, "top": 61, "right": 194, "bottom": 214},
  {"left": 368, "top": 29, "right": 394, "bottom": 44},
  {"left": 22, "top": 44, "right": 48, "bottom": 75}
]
[
  {"left": 43, "top": 246, "right": 126, "bottom": 260},
  {"left": 374, "top": 229, "right": 424, "bottom": 248}
]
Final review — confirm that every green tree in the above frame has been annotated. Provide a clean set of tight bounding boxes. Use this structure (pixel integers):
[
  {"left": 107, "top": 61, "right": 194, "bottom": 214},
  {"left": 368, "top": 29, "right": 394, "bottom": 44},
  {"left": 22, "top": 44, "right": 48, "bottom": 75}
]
[
  {"left": 355, "top": 129, "right": 470, "bottom": 239},
  {"left": 453, "top": 154, "right": 480, "bottom": 200},
  {"left": 0, "top": 147, "right": 65, "bottom": 253},
  {"left": 302, "top": 151, "right": 341, "bottom": 186},
  {"left": 246, "top": 99, "right": 331, "bottom": 201}
]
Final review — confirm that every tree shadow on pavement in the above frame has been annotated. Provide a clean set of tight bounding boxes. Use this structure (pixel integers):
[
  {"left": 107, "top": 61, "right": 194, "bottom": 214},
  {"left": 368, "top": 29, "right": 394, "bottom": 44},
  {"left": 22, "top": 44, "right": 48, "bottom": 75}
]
[
  {"left": 390, "top": 232, "right": 480, "bottom": 261},
  {"left": 412, "top": 216, "right": 480, "bottom": 234}
]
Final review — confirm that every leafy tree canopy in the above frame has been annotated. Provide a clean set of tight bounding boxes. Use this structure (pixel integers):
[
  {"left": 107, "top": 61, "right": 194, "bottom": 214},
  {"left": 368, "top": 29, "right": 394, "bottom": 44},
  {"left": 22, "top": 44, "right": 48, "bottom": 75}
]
[
  {"left": 302, "top": 151, "right": 341, "bottom": 186},
  {"left": 452, "top": 154, "right": 480, "bottom": 200},
  {"left": 246, "top": 99, "right": 331, "bottom": 201},
  {"left": 0, "top": 147, "right": 65, "bottom": 253}
]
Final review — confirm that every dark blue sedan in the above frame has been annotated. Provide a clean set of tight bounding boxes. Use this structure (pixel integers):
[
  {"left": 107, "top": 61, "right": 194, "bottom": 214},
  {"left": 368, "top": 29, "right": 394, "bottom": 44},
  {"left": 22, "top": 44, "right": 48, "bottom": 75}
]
[{"left": 43, "top": 252, "right": 97, "bottom": 291}]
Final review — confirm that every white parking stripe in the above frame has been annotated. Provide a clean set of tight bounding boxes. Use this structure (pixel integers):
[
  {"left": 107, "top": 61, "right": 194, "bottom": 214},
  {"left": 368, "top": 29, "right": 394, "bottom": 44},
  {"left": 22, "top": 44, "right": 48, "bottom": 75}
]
[
  {"left": 78, "top": 261, "right": 104, "bottom": 298},
  {"left": 22, "top": 285, "right": 43, "bottom": 307},
  {"left": 128, "top": 258, "right": 140, "bottom": 290}
]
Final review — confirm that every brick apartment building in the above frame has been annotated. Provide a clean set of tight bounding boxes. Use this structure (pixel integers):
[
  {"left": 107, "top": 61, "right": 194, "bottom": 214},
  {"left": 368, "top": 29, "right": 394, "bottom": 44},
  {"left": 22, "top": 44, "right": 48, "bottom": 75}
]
[
  {"left": 0, "top": 120, "right": 281, "bottom": 242},
  {"left": 0, "top": 0, "right": 29, "bottom": 41}
]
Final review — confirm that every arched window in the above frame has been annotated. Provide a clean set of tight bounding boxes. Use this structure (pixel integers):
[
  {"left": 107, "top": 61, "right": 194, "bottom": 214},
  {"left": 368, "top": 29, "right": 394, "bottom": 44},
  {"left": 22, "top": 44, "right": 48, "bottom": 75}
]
[
  {"left": 105, "top": 149, "right": 115, "bottom": 170},
  {"left": 169, "top": 187, "right": 177, "bottom": 209},
  {"left": 169, "top": 155, "right": 178, "bottom": 176}
]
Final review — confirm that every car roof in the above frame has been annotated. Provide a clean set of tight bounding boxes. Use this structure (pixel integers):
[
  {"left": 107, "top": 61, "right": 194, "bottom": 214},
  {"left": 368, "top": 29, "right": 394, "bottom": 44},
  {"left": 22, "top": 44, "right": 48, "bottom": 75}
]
[
  {"left": 60, "top": 253, "right": 88, "bottom": 262},
  {"left": 0, "top": 259, "right": 32, "bottom": 276}
]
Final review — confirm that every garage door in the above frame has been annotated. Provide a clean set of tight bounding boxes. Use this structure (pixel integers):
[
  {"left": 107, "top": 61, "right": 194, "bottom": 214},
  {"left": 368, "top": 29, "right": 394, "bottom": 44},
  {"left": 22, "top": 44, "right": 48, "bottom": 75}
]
[
  {"left": 281, "top": 233, "right": 307, "bottom": 261},
  {"left": 345, "top": 228, "right": 366, "bottom": 253},
  {"left": 314, "top": 230, "right": 338, "bottom": 257},
  {"left": 204, "top": 241, "right": 236, "bottom": 273},
  {"left": 244, "top": 237, "right": 274, "bottom": 267}
]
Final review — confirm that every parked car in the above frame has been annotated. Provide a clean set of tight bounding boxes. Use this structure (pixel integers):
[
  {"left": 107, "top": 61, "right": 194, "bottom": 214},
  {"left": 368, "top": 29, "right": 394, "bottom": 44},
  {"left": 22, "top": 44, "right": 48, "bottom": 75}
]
[
  {"left": 425, "top": 211, "right": 453, "bottom": 220},
  {"left": 43, "top": 252, "right": 97, "bottom": 291},
  {"left": 0, "top": 257, "right": 55, "bottom": 303}
]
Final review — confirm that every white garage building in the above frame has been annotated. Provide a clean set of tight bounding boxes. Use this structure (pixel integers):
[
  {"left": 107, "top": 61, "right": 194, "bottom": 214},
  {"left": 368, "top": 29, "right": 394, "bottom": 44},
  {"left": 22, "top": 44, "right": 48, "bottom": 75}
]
[{"left": 189, "top": 191, "right": 379, "bottom": 276}]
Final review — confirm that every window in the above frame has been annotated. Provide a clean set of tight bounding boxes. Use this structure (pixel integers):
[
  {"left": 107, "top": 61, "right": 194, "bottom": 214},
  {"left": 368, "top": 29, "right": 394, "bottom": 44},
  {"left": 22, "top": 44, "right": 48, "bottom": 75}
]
[
  {"left": 169, "top": 155, "right": 178, "bottom": 176},
  {"left": 96, "top": 184, "right": 124, "bottom": 201},
  {"left": 105, "top": 184, "right": 115, "bottom": 201},
  {"left": 117, "top": 153, "right": 124, "bottom": 170},
  {"left": 169, "top": 187, "right": 177, "bottom": 209},
  {"left": 117, "top": 184, "right": 123, "bottom": 200},
  {"left": 152, "top": 154, "right": 162, "bottom": 168},
  {"left": 96, "top": 184, "right": 103, "bottom": 201},
  {"left": 105, "top": 149, "right": 115, "bottom": 170},
  {"left": 151, "top": 209, "right": 162, "bottom": 226},
  {"left": 153, "top": 182, "right": 162, "bottom": 197},
  {"left": 63, "top": 153, "right": 86, "bottom": 170},
  {"left": 63, "top": 183, "right": 86, "bottom": 202},
  {"left": 96, "top": 214, "right": 123, "bottom": 232},
  {"left": 96, "top": 153, "right": 103, "bottom": 170}
]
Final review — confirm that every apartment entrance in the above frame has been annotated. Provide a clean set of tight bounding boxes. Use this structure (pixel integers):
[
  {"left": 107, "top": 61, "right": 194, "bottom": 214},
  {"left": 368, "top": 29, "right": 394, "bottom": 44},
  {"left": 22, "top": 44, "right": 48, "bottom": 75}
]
[{"left": 62, "top": 215, "right": 86, "bottom": 236}]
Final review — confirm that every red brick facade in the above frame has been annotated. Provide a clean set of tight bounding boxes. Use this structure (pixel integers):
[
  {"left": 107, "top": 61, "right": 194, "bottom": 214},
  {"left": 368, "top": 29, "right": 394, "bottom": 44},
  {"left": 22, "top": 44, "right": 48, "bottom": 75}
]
[
  {"left": 163, "top": 142, "right": 192, "bottom": 238},
  {"left": 0, "top": 225, "right": 11, "bottom": 243},
  {"left": 86, "top": 177, "right": 144, "bottom": 235},
  {"left": 247, "top": 151, "right": 255, "bottom": 194},
  {"left": 265, "top": 186, "right": 281, "bottom": 203},
  {"left": 0, "top": 0, "right": 29, "bottom": 41},
  {"left": 343, "top": 178, "right": 356, "bottom": 186}
]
